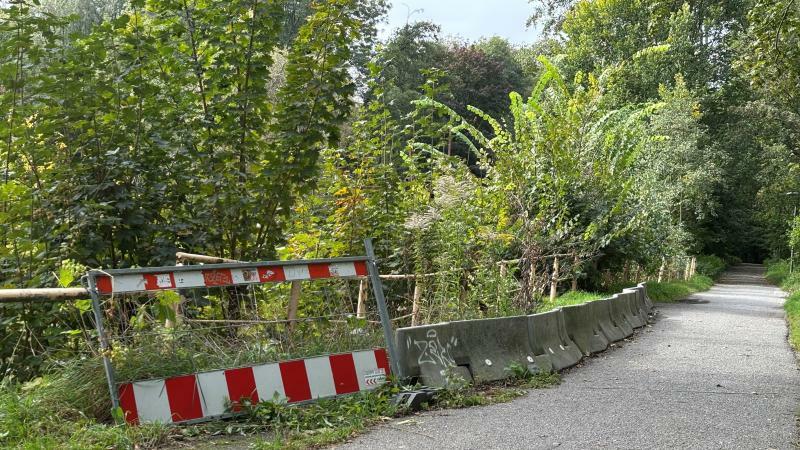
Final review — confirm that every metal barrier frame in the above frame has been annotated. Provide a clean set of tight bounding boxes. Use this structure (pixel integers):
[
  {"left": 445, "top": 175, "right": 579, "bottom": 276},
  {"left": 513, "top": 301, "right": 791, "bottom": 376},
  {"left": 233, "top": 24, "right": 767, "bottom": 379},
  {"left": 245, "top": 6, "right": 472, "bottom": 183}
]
[{"left": 84, "top": 238, "right": 398, "bottom": 418}]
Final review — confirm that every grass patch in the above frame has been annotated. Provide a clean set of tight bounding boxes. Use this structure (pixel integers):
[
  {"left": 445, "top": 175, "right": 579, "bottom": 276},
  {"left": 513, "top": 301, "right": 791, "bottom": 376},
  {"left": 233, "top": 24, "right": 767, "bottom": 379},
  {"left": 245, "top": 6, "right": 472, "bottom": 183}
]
[
  {"left": 239, "top": 370, "right": 560, "bottom": 450},
  {"left": 783, "top": 289, "right": 800, "bottom": 350},
  {"left": 0, "top": 379, "right": 173, "bottom": 449},
  {"left": 766, "top": 259, "right": 800, "bottom": 350},
  {"left": 645, "top": 274, "right": 714, "bottom": 302},
  {"left": 536, "top": 290, "right": 607, "bottom": 313},
  {"left": 2, "top": 362, "right": 560, "bottom": 449}
]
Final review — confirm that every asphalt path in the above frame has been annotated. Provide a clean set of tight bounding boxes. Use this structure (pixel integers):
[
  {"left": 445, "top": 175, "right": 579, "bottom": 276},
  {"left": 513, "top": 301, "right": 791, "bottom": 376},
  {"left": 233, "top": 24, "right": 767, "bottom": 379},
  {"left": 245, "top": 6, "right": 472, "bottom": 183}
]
[{"left": 340, "top": 264, "right": 800, "bottom": 449}]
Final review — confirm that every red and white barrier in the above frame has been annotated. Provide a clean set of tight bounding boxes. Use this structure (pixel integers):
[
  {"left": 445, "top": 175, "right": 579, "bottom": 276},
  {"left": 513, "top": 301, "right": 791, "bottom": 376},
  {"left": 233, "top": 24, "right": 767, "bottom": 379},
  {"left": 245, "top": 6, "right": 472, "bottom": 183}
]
[
  {"left": 96, "top": 261, "right": 368, "bottom": 295},
  {"left": 118, "top": 348, "right": 390, "bottom": 424}
]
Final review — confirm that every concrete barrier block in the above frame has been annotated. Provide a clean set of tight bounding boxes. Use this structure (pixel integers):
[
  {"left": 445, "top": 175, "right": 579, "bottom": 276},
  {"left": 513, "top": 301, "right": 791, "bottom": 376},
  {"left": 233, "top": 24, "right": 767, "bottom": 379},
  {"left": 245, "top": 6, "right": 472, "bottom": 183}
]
[
  {"left": 395, "top": 322, "right": 472, "bottom": 387},
  {"left": 449, "top": 316, "right": 542, "bottom": 382},
  {"left": 615, "top": 291, "right": 645, "bottom": 328},
  {"left": 630, "top": 286, "right": 651, "bottom": 321},
  {"left": 607, "top": 294, "right": 635, "bottom": 337},
  {"left": 638, "top": 282, "right": 654, "bottom": 313},
  {"left": 592, "top": 298, "right": 627, "bottom": 342},
  {"left": 528, "top": 309, "right": 582, "bottom": 371},
  {"left": 621, "top": 289, "right": 647, "bottom": 327},
  {"left": 561, "top": 303, "right": 609, "bottom": 355}
]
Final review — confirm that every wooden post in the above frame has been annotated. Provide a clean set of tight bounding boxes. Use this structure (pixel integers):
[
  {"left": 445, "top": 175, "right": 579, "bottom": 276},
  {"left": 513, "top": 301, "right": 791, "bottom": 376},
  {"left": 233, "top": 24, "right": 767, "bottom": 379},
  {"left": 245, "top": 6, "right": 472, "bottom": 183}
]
[
  {"left": 175, "top": 251, "right": 239, "bottom": 264},
  {"left": 411, "top": 280, "right": 422, "bottom": 326},
  {"left": 658, "top": 257, "right": 666, "bottom": 283},
  {"left": 529, "top": 258, "right": 538, "bottom": 295},
  {"left": 571, "top": 252, "right": 578, "bottom": 291},
  {"left": 690, "top": 257, "right": 697, "bottom": 277},
  {"left": 684, "top": 258, "right": 692, "bottom": 281},
  {"left": 499, "top": 262, "right": 508, "bottom": 299},
  {"left": 287, "top": 281, "right": 301, "bottom": 332},
  {"left": 0, "top": 288, "right": 88, "bottom": 302},
  {"left": 356, "top": 278, "right": 368, "bottom": 319},
  {"left": 550, "top": 256, "right": 559, "bottom": 302}
]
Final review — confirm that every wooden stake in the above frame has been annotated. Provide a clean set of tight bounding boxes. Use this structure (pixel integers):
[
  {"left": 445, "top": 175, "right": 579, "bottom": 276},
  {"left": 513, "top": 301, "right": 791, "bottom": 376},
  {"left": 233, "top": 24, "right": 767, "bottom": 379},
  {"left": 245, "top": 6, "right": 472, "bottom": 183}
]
[
  {"left": 356, "top": 278, "right": 368, "bottom": 319},
  {"left": 571, "top": 252, "right": 578, "bottom": 291},
  {"left": 287, "top": 281, "right": 301, "bottom": 332},
  {"left": 175, "top": 251, "right": 239, "bottom": 264},
  {"left": 550, "top": 256, "right": 559, "bottom": 302},
  {"left": 658, "top": 258, "right": 666, "bottom": 283},
  {"left": 411, "top": 281, "right": 422, "bottom": 326}
]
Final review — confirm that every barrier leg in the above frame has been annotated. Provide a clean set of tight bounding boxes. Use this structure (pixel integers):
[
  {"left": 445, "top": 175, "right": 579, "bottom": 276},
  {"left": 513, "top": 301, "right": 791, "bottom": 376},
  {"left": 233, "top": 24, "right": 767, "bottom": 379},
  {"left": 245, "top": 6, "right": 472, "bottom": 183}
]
[
  {"left": 364, "top": 238, "right": 400, "bottom": 376},
  {"left": 86, "top": 273, "right": 120, "bottom": 417}
]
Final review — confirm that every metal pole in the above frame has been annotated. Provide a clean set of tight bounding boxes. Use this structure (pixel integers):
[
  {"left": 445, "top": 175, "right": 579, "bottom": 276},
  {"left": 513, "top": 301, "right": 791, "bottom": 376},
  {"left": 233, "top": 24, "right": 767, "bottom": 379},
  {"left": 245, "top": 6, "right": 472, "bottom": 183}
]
[
  {"left": 86, "top": 273, "right": 120, "bottom": 416},
  {"left": 363, "top": 238, "right": 399, "bottom": 376}
]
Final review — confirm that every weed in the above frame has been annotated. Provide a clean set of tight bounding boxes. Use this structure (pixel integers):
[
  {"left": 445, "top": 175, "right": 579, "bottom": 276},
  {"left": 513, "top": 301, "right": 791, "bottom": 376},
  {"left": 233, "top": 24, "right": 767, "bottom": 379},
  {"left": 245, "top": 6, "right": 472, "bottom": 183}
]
[{"left": 536, "top": 291, "right": 606, "bottom": 313}]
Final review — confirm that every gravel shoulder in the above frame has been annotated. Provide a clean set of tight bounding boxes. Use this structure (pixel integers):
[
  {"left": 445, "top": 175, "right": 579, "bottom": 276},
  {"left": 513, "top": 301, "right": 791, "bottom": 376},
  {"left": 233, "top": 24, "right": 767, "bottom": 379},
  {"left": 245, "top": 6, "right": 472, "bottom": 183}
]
[{"left": 339, "top": 264, "right": 800, "bottom": 450}]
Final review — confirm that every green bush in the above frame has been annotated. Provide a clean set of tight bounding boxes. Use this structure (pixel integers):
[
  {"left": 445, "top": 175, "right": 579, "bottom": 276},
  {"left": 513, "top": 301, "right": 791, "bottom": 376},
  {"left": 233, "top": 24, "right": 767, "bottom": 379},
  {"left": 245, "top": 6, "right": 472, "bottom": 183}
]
[
  {"left": 695, "top": 255, "right": 727, "bottom": 279},
  {"left": 765, "top": 259, "right": 791, "bottom": 285}
]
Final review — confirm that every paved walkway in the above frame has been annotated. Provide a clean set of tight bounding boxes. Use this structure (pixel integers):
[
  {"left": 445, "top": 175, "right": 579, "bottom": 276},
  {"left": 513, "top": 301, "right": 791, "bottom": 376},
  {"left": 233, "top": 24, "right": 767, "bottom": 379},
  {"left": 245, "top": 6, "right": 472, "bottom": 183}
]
[{"left": 341, "top": 264, "right": 800, "bottom": 449}]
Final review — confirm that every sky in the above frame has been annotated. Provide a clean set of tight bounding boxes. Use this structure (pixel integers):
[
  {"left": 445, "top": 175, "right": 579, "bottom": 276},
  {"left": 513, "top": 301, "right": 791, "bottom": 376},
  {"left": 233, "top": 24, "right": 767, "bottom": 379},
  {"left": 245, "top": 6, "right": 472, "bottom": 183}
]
[{"left": 379, "top": 0, "right": 538, "bottom": 45}]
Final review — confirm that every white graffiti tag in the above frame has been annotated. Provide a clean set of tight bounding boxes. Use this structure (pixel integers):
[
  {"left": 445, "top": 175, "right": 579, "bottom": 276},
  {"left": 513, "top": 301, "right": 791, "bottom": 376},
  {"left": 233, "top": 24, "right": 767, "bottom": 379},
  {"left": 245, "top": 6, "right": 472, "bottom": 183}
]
[{"left": 409, "top": 329, "right": 458, "bottom": 367}]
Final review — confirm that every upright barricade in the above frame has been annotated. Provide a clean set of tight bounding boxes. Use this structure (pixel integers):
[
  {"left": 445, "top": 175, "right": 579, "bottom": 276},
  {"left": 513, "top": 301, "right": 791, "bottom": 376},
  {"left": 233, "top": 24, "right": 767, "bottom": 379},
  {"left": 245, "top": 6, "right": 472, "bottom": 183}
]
[
  {"left": 562, "top": 303, "right": 609, "bottom": 356},
  {"left": 85, "top": 239, "right": 398, "bottom": 425}
]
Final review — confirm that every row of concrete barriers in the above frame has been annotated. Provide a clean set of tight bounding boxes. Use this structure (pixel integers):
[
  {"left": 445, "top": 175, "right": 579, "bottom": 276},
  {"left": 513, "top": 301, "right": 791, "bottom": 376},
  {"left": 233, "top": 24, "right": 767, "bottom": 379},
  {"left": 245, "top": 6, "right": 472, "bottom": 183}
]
[{"left": 394, "top": 283, "right": 654, "bottom": 386}]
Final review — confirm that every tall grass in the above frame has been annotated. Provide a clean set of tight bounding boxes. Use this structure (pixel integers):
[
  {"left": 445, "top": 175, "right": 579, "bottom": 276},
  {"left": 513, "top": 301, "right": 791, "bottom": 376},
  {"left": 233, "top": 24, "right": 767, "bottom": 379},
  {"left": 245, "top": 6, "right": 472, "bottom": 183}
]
[
  {"left": 0, "top": 365, "right": 172, "bottom": 449},
  {"left": 536, "top": 291, "right": 606, "bottom": 313}
]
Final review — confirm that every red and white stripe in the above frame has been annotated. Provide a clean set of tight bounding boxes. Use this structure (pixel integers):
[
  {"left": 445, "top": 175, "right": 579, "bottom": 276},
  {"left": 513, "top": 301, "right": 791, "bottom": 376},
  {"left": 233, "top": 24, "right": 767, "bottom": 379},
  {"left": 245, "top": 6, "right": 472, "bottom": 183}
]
[
  {"left": 118, "top": 348, "right": 390, "bottom": 425},
  {"left": 96, "top": 261, "right": 368, "bottom": 295}
]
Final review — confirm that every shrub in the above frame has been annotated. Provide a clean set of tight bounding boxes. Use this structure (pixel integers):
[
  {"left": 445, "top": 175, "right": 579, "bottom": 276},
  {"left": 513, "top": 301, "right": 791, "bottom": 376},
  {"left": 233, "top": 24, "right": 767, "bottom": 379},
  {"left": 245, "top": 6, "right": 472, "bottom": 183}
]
[
  {"left": 765, "top": 259, "right": 790, "bottom": 285},
  {"left": 695, "top": 255, "right": 727, "bottom": 279}
]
